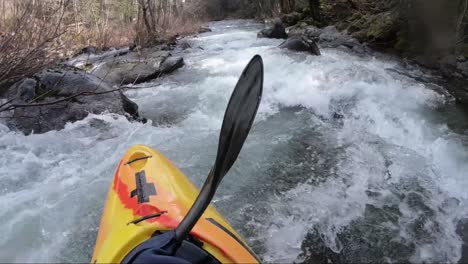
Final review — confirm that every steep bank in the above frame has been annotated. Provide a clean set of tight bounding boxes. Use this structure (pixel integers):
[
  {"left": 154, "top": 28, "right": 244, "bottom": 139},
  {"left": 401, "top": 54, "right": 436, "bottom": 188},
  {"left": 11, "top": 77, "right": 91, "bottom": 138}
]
[
  {"left": 1, "top": 42, "right": 187, "bottom": 134},
  {"left": 255, "top": 0, "right": 468, "bottom": 107}
]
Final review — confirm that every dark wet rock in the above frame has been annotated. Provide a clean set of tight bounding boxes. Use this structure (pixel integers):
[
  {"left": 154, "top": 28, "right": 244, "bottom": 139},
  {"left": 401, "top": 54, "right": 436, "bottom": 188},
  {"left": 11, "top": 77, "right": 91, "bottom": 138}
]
[
  {"left": 7, "top": 67, "right": 139, "bottom": 134},
  {"left": 90, "top": 49, "right": 177, "bottom": 85},
  {"left": 414, "top": 56, "right": 441, "bottom": 69},
  {"left": 179, "top": 41, "right": 192, "bottom": 50},
  {"left": 440, "top": 55, "right": 458, "bottom": 67},
  {"left": 77, "top": 46, "right": 100, "bottom": 55},
  {"left": 120, "top": 92, "right": 139, "bottom": 119},
  {"left": 198, "top": 26, "right": 212, "bottom": 33},
  {"left": 11, "top": 78, "right": 37, "bottom": 102},
  {"left": 333, "top": 112, "right": 344, "bottom": 120},
  {"left": 129, "top": 43, "right": 138, "bottom": 51},
  {"left": 67, "top": 48, "right": 130, "bottom": 69},
  {"left": 457, "top": 219, "right": 468, "bottom": 264},
  {"left": 299, "top": 204, "right": 420, "bottom": 263},
  {"left": 287, "top": 24, "right": 366, "bottom": 54},
  {"left": 159, "top": 56, "right": 184, "bottom": 74},
  {"left": 257, "top": 18, "right": 288, "bottom": 39},
  {"left": 279, "top": 36, "right": 321, "bottom": 55},
  {"left": 457, "top": 61, "right": 468, "bottom": 77}
]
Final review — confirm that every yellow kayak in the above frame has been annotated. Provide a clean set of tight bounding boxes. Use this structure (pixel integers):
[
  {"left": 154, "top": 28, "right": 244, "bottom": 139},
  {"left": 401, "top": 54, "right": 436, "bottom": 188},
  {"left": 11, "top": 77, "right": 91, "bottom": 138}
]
[{"left": 91, "top": 145, "right": 259, "bottom": 263}]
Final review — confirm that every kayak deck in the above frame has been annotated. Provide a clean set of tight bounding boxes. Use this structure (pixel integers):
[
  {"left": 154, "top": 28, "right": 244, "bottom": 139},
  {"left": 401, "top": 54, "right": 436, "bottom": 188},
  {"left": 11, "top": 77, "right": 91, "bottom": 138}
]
[{"left": 91, "top": 145, "right": 258, "bottom": 263}]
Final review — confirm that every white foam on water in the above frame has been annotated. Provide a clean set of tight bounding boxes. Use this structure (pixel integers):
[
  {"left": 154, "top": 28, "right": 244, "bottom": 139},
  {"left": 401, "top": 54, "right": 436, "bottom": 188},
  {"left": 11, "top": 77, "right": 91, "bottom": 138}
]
[{"left": 0, "top": 20, "right": 467, "bottom": 263}]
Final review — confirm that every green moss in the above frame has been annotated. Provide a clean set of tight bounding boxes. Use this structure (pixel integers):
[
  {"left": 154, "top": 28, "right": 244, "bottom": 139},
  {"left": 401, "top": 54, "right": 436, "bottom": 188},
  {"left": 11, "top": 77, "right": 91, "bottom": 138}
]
[
  {"left": 351, "top": 30, "right": 368, "bottom": 41},
  {"left": 35, "top": 87, "right": 60, "bottom": 101},
  {"left": 366, "top": 12, "right": 395, "bottom": 40},
  {"left": 346, "top": 12, "right": 370, "bottom": 34},
  {"left": 394, "top": 31, "right": 410, "bottom": 52},
  {"left": 335, "top": 21, "right": 348, "bottom": 31}
]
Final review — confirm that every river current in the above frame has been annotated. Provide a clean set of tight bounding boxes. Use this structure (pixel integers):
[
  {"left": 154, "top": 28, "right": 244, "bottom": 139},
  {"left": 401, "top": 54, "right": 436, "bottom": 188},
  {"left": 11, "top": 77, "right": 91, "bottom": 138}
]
[{"left": 1, "top": 20, "right": 467, "bottom": 263}]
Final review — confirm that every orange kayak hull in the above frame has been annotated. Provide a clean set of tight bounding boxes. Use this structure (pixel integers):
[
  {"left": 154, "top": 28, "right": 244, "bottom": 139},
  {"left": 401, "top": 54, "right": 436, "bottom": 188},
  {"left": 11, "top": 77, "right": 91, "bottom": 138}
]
[{"left": 91, "top": 145, "right": 258, "bottom": 263}]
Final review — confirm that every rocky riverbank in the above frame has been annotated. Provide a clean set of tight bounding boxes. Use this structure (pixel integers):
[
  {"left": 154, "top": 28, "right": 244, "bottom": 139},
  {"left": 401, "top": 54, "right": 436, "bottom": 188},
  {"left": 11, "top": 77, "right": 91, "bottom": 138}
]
[
  {"left": 0, "top": 37, "right": 192, "bottom": 135},
  {"left": 257, "top": 13, "right": 468, "bottom": 108}
]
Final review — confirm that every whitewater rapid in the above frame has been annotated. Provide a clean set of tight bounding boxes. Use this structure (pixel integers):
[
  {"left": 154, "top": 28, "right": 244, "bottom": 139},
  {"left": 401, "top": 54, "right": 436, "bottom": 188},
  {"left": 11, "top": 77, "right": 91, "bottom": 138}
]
[{"left": 1, "top": 20, "right": 467, "bottom": 263}]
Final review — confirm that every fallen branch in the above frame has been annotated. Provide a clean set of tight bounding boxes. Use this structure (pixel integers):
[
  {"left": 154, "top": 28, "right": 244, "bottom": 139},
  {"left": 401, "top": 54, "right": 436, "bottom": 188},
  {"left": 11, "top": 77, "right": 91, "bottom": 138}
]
[
  {"left": 0, "top": 81, "right": 161, "bottom": 114},
  {"left": 0, "top": 87, "right": 124, "bottom": 112}
]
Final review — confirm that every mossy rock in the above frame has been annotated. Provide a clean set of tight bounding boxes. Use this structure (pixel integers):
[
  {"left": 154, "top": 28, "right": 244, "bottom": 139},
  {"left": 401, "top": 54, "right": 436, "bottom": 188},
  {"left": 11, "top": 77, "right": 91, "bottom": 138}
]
[
  {"left": 347, "top": 13, "right": 369, "bottom": 33},
  {"left": 366, "top": 12, "right": 397, "bottom": 41},
  {"left": 394, "top": 30, "right": 411, "bottom": 53},
  {"left": 281, "top": 12, "right": 305, "bottom": 26},
  {"left": 351, "top": 30, "right": 369, "bottom": 41},
  {"left": 347, "top": 11, "right": 398, "bottom": 47},
  {"left": 335, "top": 21, "right": 348, "bottom": 31},
  {"left": 300, "top": 16, "right": 316, "bottom": 26}
]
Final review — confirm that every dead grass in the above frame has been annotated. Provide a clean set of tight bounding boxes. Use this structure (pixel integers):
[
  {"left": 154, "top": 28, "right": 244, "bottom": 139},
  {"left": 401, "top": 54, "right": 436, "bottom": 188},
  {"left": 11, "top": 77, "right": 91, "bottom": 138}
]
[
  {"left": 135, "top": 16, "right": 203, "bottom": 46},
  {"left": 0, "top": 0, "right": 66, "bottom": 94},
  {"left": 165, "top": 17, "right": 204, "bottom": 37},
  {"left": 0, "top": 0, "right": 204, "bottom": 95}
]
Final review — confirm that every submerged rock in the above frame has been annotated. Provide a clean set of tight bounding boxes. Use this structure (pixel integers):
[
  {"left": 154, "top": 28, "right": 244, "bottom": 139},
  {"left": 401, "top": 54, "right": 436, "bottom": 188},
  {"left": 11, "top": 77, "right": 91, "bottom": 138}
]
[
  {"left": 7, "top": 67, "right": 140, "bottom": 134},
  {"left": 257, "top": 19, "right": 288, "bottom": 39},
  {"left": 279, "top": 36, "right": 321, "bottom": 55}
]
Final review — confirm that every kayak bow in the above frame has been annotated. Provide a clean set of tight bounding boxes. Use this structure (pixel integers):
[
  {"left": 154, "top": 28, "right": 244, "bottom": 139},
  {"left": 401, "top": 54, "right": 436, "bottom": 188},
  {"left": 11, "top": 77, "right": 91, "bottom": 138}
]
[
  {"left": 91, "top": 145, "right": 259, "bottom": 263},
  {"left": 91, "top": 55, "right": 263, "bottom": 263}
]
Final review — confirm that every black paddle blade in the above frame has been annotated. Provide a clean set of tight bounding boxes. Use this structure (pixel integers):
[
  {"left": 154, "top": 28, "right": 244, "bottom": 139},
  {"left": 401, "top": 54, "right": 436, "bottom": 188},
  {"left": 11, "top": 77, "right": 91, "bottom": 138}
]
[
  {"left": 212, "top": 54, "right": 264, "bottom": 184},
  {"left": 174, "top": 55, "right": 263, "bottom": 244}
]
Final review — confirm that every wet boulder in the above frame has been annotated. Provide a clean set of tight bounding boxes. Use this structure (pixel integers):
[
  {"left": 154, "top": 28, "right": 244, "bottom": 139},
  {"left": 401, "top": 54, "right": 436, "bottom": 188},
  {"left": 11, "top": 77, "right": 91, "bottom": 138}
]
[
  {"left": 10, "top": 78, "right": 37, "bottom": 101},
  {"left": 67, "top": 45, "right": 186, "bottom": 86},
  {"left": 178, "top": 41, "right": 192, "bottom": 50},
  {"left": 67, "top": 47, "right": 130, "bottom": 69},
  {"left": 279, "top": 36, "right": 321, "bottom": 56},
  {"left": 257, "top": 18, "right": 288, "bottom": 39},
  {"left": 159, "top": 56, "right": 184, "bottom": 74},
  {"left": 7, "top": 67, "right": 140, "bottom": 134},
  {"left": 89, "top": 49, "right": 169, "bottom": 85},
  {"left": 287, "top": 24, "right": 366, "bottom": 54},
  {"left": 457, "top": 60, "right": 468, "bottom": 77},
  {"left": 198, "top": 26, "right": 212, "bottom": 33},
  {"left": 89, "top": 49, "right": 184, "bottom": 85}
]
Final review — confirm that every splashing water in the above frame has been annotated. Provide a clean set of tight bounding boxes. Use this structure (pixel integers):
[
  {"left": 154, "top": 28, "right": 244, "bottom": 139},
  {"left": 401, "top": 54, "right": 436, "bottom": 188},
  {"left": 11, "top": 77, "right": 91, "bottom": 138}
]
[{"left": 1, "top": 20, "right": 467, "bottom": 263}]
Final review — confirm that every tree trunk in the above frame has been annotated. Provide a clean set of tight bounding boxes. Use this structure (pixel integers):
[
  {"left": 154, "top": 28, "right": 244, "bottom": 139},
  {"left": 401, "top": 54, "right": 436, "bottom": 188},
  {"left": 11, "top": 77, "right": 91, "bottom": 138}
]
[
  {"left": 139, "top": 0, "right": 152, "bottom": 34},
  {"left": 308, "top": 0, "right": 321, "bottom": 22},
  {"left": 456, "top": 0, "right": 468, "bottom": 43}
]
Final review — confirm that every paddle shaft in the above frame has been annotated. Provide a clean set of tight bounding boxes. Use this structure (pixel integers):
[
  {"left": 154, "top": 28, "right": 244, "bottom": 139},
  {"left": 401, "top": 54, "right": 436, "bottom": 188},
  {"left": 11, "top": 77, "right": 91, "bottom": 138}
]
[
  {"left": 175, "top": 169, "right": 216, "bottom": 243},
  {"left": 173, "top": 55, "right": 263, "bottom": 245}
]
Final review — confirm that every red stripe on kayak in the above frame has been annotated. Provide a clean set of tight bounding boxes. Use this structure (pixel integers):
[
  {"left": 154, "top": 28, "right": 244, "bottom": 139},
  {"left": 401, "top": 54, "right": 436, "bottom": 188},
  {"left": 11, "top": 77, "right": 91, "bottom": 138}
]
[
  {"left": 113, "top": 164, "right": 178, "bottom": 228},
  {"left": 111, "top": 160, "right": 231, "bottom": 260}
]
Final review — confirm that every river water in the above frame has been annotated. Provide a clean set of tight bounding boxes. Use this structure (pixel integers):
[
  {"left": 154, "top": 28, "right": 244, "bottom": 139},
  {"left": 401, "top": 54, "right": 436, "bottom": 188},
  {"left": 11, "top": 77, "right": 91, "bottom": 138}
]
[{"left": 1, "top": 20, "right": 467, "bottom": 263}]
